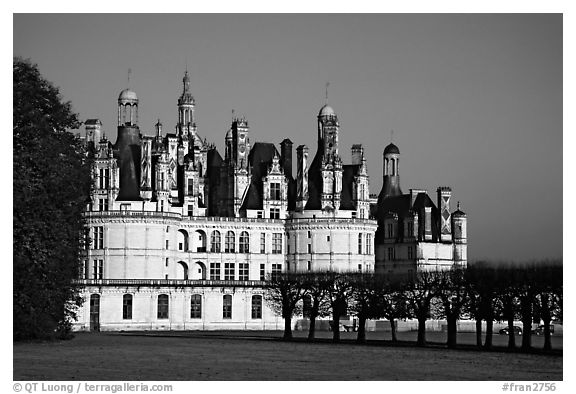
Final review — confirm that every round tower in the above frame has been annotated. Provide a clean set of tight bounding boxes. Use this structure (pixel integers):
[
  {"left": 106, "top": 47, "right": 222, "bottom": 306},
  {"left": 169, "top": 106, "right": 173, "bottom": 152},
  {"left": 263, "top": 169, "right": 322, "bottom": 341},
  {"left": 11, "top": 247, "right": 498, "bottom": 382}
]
[{"left": 379, "top": 143, "right": 402, "bottom": 199}]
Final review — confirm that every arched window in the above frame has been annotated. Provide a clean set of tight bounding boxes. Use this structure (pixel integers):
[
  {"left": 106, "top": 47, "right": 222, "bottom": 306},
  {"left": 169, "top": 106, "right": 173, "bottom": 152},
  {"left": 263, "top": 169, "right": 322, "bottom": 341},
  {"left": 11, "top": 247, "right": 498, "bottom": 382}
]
[
  {"left": 211, "top": 231, "right": 221, "bottom": 253},
  {"left": 191, "top": 294, "right": 202, "bottom": 319},
  {"left": 225, "top": 231, "right": 235, "bottom": 253},
  {"left": 223, "top": 294, "right": 232, "bottom": 319},
  {"left": 157, "top": 294, "right": 169, "bottom": 319},
  {"left": 239, "top": 231, "right": 250, "bottom": 253},
  {"left": 123, "top": 294, "right": 133, "bottom": 320},
  {"left": 251, "top": 295, "right": 262, "bottom": 319}
]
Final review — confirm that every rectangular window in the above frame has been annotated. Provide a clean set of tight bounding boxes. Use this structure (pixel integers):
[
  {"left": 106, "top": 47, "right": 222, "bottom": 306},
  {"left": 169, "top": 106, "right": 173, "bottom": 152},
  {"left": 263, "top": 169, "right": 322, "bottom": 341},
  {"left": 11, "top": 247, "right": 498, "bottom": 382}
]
[
  {"left": 352, "top": 211, "right": 357, "bottom": 219},
  {"left": 387, "top": 247, "right": 395, "bottom": 261},
  {"left": 260, "top": 263, "right": 265, "bottom": 281},
  {"left": 307, "top": 244, "right": 311, "bottom": 254},
  {"left": 157, "top": 295, "right": 169, "bottom": 319},
  {"left": 260, "top": 233, "right": 266, "bottom": 254},
  {"left": 223, "top": 295, "right": 232, "bottom": 319},
  {"left": 160, "top": 200, "right": 164, "bottom": 212},
  {"left": 408, "top": 221, "right": 414, "bottom": 237},
  {"left": 270, "top": 208, "right": 280, "bottom": 219},
  {"left": 210, "top": 263, "right": 221, "bottom": 280},
  {"left": 166, "top": 239, "right": 169, "bottom": 250},
  {"left": 270, "top": 182, "right": 281, "bottom": 200},
  {"left": 251, "top": 295, "right": 262, "bottom": 319},
  {"left": 271, "top": 264, "right": 282, "bottom": 281},
  {"left": 165, "top": 258, "right": 169, "bottom": 267},
  {"left": 224, "top": 262, "right": 235, "bottom": 281},
  {"left": 187, "top": 178, "right": 194, "bottom": 195},
  {"left": 98, "top": 198, "right": 108, "bottom": 212},
  {"left": 83, "top": 260, "right": 89, "bottom": 279},
  {"left": 327, "top": 235, "right": 330, "bottom": 241},
  {"left": 187, "top": 204, "right": 193, "bottom": 217},
  {"left": 190, "top": 294, "right": 202, "bottom": 319},
  {"left": 272, "top": 233, "right": 282, "bottom": 254},
  {"left": 93, "top": 259, "right": 103, "bottom": 279},
  {"left": 307, "top": 261, "right": 311, "bottom": 271},
  {"left": 93, "top": 227, "right": 104, "bottom": 249},
  {"left": 408, "top": 246, "right": 414, "bottom": 260},
  {"left": 307, "top": 231, "right": 311, "bottom": 238},
  {"left": 358, "top": 264, "right": 362, "bottom": 272},
  {"left": 257, "top": 211, "right": 263, "bottom": 219},
  {"left": 366, "top": 234, "right": 372, "bottom": 255},
  {"left": 387, "top": 223, "right": 394, "bottom": 238},
  {"left": 238, "top": 263, "right": 249, "bottom": 281},
  {"left": 123, "top": 295, "right": 133, "bottom": 320},
  {"left": 358, "top": 233, "right": 363, "bottom": 254}
]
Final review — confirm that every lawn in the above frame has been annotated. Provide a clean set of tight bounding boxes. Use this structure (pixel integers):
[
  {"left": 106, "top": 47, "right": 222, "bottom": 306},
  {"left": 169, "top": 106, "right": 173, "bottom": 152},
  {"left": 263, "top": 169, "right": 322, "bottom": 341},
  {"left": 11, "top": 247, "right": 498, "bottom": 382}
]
[{"left": 13, "top": 331, "right": 562, "bottom": 381}]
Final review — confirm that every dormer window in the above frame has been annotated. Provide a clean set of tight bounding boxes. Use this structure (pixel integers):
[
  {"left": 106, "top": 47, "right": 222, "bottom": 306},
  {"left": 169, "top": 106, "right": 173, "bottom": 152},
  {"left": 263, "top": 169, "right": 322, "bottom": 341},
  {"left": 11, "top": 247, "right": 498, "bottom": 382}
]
[{"left": 270, "top": 182, "right": 281, "bottom": 200}]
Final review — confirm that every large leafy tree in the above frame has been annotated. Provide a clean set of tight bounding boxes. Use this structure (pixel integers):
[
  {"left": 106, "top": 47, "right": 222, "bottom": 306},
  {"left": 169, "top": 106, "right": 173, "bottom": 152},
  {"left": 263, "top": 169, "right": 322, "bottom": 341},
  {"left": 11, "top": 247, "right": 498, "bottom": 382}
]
[{"left": 13, "top": 58, "right": 92, "bottom": 340}]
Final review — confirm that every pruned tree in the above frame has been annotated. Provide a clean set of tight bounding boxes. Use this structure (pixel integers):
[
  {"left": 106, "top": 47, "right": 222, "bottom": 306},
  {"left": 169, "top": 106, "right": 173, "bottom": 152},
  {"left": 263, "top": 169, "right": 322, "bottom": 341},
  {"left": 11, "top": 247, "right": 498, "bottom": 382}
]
[
  {"left": 404, "top": 269, "right": 440, "bottom": 347},
  {"left": 264, "top": 272, "right": 307, "bottom": 340},
  {"left": 13, "top": 58, "right": 92, "bottom": 340},
  {"left": 494, "top": 266, "right": 521, "bottom": 350},
  {"left": 532, "top": 263, "right": 562, "bottom": 351},
  {"left": 516, "top": 266, "right": 538, "bottom": 351},
  {"left": 301, "top": 272, "right": 331, "bottom": 341},
  {"left": 378, "top": 275, "right": 409, "bottom": 343},
  {"left": 324, "top": 271, "right": 355, "bottom": 342},
  {"left": 435, "top": 267, "right": 468, "bottom": 348},
  {"left": 464, "top": 263, "right": 499, "bottom": 349},
  {"left": 349, "top": 273, "right": 383, "bottom": 343}
]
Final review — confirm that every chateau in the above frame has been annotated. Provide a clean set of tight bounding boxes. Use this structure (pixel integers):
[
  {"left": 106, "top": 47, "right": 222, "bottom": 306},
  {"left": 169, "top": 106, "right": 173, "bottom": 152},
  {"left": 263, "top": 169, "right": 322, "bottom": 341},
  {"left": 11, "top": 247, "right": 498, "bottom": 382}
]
[{"left": 75, "top": 71, "right": 467, "bottom": 331}]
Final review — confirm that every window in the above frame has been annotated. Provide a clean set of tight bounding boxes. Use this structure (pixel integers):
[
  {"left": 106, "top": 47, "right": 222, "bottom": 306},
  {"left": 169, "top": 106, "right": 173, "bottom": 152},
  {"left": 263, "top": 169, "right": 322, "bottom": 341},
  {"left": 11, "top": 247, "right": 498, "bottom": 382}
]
[
  {"left": 157, "top": 294, "right": 169, "bottom": 319},
  {"left": 225, "top": 231, "right": 235, "bottom": 253},
  {"left": 257, "top": 211, "right": 263, "bottom": 219},
  {"left": 210, "top": 262, "right": 221, "bottom": 280},
  {"left": 187, "top": 178, "right": 193, "bottom": 195},
  {"left": 358, "top": 264, "right": 362, "bottom": 271},
  {"left": 307, "top": 231, "right": 311, "bottom": 238},
  {"left": 352, "top": 211, "right": 357, "bottom": 219},
  {"left": 270, "top": 208, "right": 280, "bottom": 219},
  {"left": 224, "top": 262, "right": 235, "bottom": 281},
  {"left": 366, "top": 234, "right": 372, "bottom": 255},
  {"left": 160, "top": 199, "right": 164, "bottom": 212},
  {"left": 307, "top": 244, "right": 311, "bottom": 254},
  {"left": 408, "top": 246, "right": 414, "bottom": 260},
  {"left": 190, "top": 294, "right": 202, "bottom": 318},
  {"left": 358, "top": 233, "right": 363, "bottom": 254},
  {"left": 387, "top": 247, "right": 395, "bottom": 261},
  {"left": 270, "top": 183, "right": 281, "bottom": 200},
  {"left": 239, "top": 263, "right": 249, "bottom": 281},
  {"left": 93, "top": 259, "right": 103, "bottom": 280},
  {"left": 307, "top": 261, "right": 311, "bottom": 271},
  {"left": 211, "top": 231, "right": 221, "bottom": 253},
  {"left": 260, "top": 233, "right": 266, "bottom": 254},
  {"left": 123, "top": 294, "right": 133, "bottom": 320},
  {"left": 260, "top": 264, "right": 265, "bottom": 281},
  {"left": 178, "top": 240, "right": 183, "bottom": 251},
  {"left": 239, "top": 231, "right": 250, "bottom": 253},
  {"left": 98, "top": 198, "right": 108, "bottom": 211},
  {"left": 223, "top": 295, "right": 232, "bottom": 319},
  {"left": 287, "top": 262, "right": 290, "bottom": 271},
  {"left": 82, "top": 260, "right": 89, "bottom": 279},
  {"left": 272, "top": 233, "right": 282, "bottom": 254},
  {"left": 165, "top": 258, "right": 169, "bottom": 267},
  {"left": 165, "top": 240, "right": 169, "bottom": 249},
  {"left": 407, "top": 221, "right": 414, "bottom": 237},
  {"left": 187, "top": 205, "right": 193, "bottom": 217},
  {"left": 93, "top": 227, "right": 104, "bottom": 249},
  {"left": 271, "top": 264, "right": 282, "bottom": 281},
  {"left": 387, "top": 223, "right": 394, "bottom": 238},
  {"left": 251, "top": 295, "right": 262, "bottom": 319},
  {"left": 99, "top": 168, "right": 110, "bottom": 189}
]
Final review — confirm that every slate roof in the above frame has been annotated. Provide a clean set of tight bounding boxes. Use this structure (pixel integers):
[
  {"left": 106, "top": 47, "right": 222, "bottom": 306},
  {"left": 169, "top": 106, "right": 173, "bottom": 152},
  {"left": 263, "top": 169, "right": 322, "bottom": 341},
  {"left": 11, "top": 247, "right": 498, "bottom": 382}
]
[
  {"left": 241, "top": 142, "right": 280, "bottom": 210},
  {"left": 340, "top": 164, "right": 361, "bottom": 210}
]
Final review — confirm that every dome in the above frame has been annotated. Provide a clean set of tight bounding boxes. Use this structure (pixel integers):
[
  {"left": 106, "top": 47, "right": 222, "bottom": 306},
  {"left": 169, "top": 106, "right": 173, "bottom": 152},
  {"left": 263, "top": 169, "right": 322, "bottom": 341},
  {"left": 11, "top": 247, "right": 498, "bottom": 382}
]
[
  {"left": 384, "top": 143, "right": 400, "bottom": 155},
  {"left": 318, "top": 104, "right": 336, "bottom": 117},
  {"left": 118, "top": 89, "right": 138, "bottom": 102}
]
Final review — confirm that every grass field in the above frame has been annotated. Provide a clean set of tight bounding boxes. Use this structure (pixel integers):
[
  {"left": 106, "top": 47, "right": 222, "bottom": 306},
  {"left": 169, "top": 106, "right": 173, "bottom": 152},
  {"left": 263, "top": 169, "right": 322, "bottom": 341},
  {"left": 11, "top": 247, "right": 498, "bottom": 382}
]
[{"left": 13, "top": 331, "right": 562, "bottom": 381}]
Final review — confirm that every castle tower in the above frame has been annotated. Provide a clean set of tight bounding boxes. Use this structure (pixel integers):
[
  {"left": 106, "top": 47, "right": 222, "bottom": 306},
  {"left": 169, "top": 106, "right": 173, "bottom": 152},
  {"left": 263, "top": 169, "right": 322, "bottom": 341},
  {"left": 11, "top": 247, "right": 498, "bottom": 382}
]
[
  {"left": 379, "top": 143, "right": 402, "bottom": 200},
  {"left": 317, "top": 104, "right": 339, "bottom": 159},
  {"left": 452, "top": 202, "right": 467, "bottom": 266},
  {"left": 177, "top": 70, "right": 196, "bottom": 137},
  {"left": 115, "top": 88, "right": 141, "bottom": 201}
]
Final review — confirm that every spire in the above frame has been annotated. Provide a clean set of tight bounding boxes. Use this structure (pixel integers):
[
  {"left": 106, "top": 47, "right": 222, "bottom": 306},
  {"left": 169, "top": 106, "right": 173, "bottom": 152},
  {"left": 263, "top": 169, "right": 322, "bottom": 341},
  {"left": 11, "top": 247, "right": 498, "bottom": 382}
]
[
  {"left": 183, "top": 68, "right": 191, "bottom": 94},
  {"left": 127, "top": 68, "right": 132, "bottom": 88},
  {"left": 325, "top": 81, "right": 329, "bottom": 104},
  {"left": 391, "top": 129, "right": 394, "bottom": 143}
]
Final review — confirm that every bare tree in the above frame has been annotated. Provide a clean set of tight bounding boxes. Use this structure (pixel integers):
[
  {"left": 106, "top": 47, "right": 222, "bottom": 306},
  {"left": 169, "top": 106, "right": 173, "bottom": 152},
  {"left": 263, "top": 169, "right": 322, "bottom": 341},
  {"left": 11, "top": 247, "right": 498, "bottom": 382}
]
[
  {"left": 494, "top": 266, "right": 521, "bottom": 350},
  {"left": 404, "top": 270, "right": 439, "bottom": 347},
  {"left": 324, "top": 271, "right": 355, "bottom": 342},
  {"left": 349, "top": 273, "right": 383, "bottom": 343},
  {"left": 464, "top": 263, "right": 499, "bottom": 349},
  {"left": 435, "top": 267, "right": 468, "bottom": 348},
  {"left": 264, "top": 272, "right": 307, "bottom": 340},
  {"left": 378, "top": 274, "right": 409, "bottom": 343},
  {"left": 301, "top": 272, "right": 331, "bottom": 341},
  {"left": 532, "top": 263, "right": 562, "bottom": 351}
]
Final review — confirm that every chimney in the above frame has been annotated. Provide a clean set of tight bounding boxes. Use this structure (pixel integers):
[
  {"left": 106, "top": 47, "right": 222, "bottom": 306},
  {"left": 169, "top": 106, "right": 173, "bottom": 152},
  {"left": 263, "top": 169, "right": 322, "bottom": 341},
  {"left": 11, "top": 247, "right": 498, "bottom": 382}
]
[
  {"left": 437, "top": 186, "right": 452, "bottom": 242},
  {"left": 280, "top": 139, "right": 293, "bottom": 179},
  {"left": 351, "top": 144, "right": 363, "bottom": 165},
  {"left": 296, "top": 145, "right": 309, "bottom": 210}
]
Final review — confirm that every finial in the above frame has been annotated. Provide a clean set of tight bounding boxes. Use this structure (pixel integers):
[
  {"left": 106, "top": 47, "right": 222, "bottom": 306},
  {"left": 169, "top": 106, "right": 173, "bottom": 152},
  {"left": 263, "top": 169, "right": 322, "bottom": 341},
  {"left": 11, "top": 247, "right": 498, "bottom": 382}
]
[
  {"left": 391, "top": 129, "right": 394, "bottom": 143},
  {"left": 185, "top": 57, "right": 188, "bottom": 73},
  {"left": 128, "top": 68, "right": 132, "bottom": 88},
  {"left": 325, "top": 81, "right": 330, "bottom": 104},
  {"left": 457, "top": 201, "right": 461, "bottom": 210}
]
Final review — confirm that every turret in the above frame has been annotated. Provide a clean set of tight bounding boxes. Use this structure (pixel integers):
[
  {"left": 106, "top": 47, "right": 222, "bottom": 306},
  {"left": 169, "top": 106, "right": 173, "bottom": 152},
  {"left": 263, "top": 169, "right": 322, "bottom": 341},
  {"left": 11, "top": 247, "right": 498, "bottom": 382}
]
[{"left": 379, "top": 143, "right": 402, "bottom": 200}]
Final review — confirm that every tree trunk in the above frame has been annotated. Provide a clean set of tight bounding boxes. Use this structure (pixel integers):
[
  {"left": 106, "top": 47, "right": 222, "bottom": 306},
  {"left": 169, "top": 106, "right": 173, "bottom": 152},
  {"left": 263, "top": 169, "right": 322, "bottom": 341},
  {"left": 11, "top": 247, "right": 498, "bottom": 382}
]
[
  {"left": 332, "top": 310, "right": 340, "bottom": 342},
  {"left": 521, "top": 299, "right": 532, "bottom": 351},
  {"left": 283, "top": 315, "right": 292, "bottom": 340},
  {"left": 543, "top": 319, "right": 552, "bottom": 351},
  {"left": 447, "top": 315, "right": 457, "bottom": 348},
  {"left": 356, "top": 315, "right": 366, "bottom": 343},
  {"left": 390, "top": 319, "right": 397, "bottom": 343},
  {"left": 507, "top": 316, "right": 516, "bottom": 350},
  {"left": 475, "top": 318, "right": 483, "bottom": 348},
  {"left": 484, "top": 318, "right": 493, "bottom": 350},
  {"left": 417, "top": 316, "right": 427, "bottom": 347},
  {"left": 307, "top": 314, "right": 317, "bottom": 341}
]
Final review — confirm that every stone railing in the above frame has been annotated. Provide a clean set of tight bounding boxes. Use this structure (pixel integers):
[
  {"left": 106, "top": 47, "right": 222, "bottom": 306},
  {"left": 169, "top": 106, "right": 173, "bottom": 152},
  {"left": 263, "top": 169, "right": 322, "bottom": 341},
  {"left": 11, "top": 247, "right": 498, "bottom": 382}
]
[
  {"left": 84, "top": 210, "right": 284, "bottom": 224},
  {"left": 73, "top": 279, "right": 267, "bottom": 287}
]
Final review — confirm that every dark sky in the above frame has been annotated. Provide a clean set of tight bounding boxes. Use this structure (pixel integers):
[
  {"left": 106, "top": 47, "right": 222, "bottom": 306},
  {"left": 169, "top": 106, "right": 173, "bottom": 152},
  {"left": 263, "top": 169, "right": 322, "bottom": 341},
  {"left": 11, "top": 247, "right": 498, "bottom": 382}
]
[{"left": 13, "top": 14, "right": 562, "bottom": 262}]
